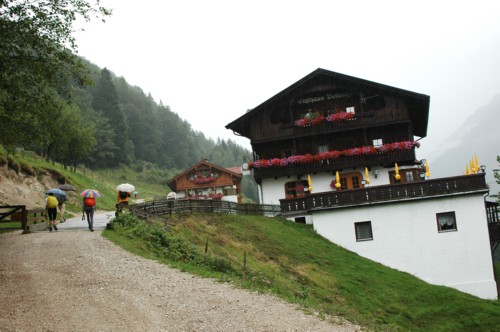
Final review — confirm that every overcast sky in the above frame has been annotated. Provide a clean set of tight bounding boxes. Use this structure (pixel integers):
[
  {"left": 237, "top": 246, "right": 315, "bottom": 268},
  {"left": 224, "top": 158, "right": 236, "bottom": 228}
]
[{"left": 74, "top": 1, "right": 500, "bottom": 160}]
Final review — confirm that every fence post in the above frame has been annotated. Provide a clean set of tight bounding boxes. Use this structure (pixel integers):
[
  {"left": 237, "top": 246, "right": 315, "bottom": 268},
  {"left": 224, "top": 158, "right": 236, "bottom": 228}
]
[
  {"left": 21, "top": 206, "right": 29, "bottom": 234},
  {"left": 204, "top": 238, "right": 209, "bottom": 257}
]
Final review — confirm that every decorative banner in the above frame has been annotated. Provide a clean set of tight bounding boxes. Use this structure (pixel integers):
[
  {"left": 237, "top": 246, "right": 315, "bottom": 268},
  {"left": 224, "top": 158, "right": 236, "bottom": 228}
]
[{"left": 365, "top": 167, "right": 371, "bottom": 184}]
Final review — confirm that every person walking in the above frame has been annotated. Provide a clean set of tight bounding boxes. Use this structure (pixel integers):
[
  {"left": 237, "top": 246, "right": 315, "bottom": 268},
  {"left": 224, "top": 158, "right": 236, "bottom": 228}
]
[
  {"left": 46, "top": 193, "right": 58, "bottom": 231},
  {"left": 117, "top": 190, "right": 130, "bottom": 206},
  {"left": 82, "top": 195, "right": 96, "bottom": 232},
  {"left": 57, "top": 194, "right": 67, "bottom": 223},
  {"left": 116, "top": 190, "right": 130, "bottom": 216}
]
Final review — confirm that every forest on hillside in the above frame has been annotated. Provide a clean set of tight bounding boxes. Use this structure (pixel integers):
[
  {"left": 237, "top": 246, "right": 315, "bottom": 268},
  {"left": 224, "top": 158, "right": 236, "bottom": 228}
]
[{"left": 0, "top": 0, "right": 258, "bottom": 200}]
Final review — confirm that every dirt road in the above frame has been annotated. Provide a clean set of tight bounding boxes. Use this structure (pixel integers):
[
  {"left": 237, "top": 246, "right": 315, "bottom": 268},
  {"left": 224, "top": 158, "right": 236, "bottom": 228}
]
[{"left": 0, "top": 213, "right": 362, "bottom": 331}]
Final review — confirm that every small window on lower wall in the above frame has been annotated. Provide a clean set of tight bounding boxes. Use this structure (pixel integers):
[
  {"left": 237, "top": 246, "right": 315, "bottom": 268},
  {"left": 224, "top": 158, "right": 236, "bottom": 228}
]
[
  {"left": 437, "top": 212, "right": 457, "bottom": 232},
  {"left": 355, "top": 221, "right": 373, "bottom": 241}
]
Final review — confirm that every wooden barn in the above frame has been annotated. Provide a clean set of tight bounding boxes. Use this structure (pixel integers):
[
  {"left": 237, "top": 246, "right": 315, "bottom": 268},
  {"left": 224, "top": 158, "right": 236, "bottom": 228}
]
[
  {"left": 167, "top": 159, "right": 242, "bottom": 203},
  {"left": 226, "top": 68, "right": 498, "bottom": 299}
]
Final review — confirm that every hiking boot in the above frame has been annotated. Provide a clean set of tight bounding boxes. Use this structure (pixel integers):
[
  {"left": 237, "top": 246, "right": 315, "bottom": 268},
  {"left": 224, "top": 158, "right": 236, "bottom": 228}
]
[
  {"left": 49, "top": 227, "right": 52, "bottom": 232},
  {"left": 90, "top": 228, "right": 94, "bottom": 232},
  {"left": 54, "top": 225, "right": 58, "bottom": 231}
]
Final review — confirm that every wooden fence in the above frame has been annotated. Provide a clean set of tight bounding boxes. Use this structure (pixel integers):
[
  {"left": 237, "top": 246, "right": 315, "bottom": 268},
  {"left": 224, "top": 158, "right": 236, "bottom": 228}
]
[
  {"left": 130, "top": 199, "right": 281, "bottom": 219},
  {"left": 0, "top": 205, "right": 47, "bottom": 233}
]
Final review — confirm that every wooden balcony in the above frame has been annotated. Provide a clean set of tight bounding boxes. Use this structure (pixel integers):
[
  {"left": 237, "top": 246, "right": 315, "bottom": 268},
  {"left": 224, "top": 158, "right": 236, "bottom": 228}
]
[
  {"left": 252, "top": 149, "right": 417, "bottom": 181},
  {"left": 280, "top": 173, "right": 489, "bottom": 214}
]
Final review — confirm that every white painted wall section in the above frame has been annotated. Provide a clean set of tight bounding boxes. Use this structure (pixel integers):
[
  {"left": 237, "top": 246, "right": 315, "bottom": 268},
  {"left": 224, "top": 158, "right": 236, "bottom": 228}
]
[{"left": 312, "top": 194, "right": 497, "bottom": 299}]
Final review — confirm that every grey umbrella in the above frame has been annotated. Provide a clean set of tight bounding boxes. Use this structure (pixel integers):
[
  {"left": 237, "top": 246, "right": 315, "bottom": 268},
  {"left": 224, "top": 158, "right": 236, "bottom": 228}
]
[
  {"left": 58, "top": 184, "right": 76, "bottom": 192},
  {"left": 46, "top": 188, "right": 67, "bottom": 197}
]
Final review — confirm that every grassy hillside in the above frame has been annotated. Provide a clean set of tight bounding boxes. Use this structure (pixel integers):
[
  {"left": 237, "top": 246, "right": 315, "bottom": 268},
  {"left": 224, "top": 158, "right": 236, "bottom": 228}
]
[
  {"left": 105, "top": 213, "right": 500, "bottom": 331},
  {"left": 0, "top": 148, "right": 177, "bottom": 213}
]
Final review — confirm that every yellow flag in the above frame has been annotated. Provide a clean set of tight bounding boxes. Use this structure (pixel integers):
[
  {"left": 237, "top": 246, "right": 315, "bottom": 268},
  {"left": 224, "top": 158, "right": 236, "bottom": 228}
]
[
  {"left": 425, "top": 160, "right": 431, "bottom": 178},
  {"left": 395, "top": 163, "right": 401, "bottom": 181},
  {"left": 307, "top": 174, "right": 313, "bottom": 193},
  {"left": 465, "top": 164, "right": 470, "bottom": 175},
  {"left": 365, "top": 167, "right": 370, "bottom": 184}
]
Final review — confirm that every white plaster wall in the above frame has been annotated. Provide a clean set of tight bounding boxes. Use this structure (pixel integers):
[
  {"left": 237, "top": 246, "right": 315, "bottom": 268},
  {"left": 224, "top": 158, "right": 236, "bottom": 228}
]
[
  {"left": 312, "top": 194, "right": 497, "bottom": 299},
  {"left": 258, "top": 166, "right": 406, "bottom": 205}
]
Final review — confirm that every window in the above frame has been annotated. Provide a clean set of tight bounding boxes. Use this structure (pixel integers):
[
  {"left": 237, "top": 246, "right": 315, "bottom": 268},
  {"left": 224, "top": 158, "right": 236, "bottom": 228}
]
[
  {"left": 340, "top": 177, "right": 348, "bottom": 190},
  {"left": 437, "top": 212, "right": 457, "bottom": 232},
  {"left": 318, "top": 145, "right": 329, "bottom": 153},
  {"left": 285, "top": 180, "right": 308, "bottom": 198},
  {"left": 224, "top": 188, "right": 237, "bottom": 195},
  {"left": 346, "top": 106, "right": 355, "bottom": 114},
  {"left": 388, "top": 169, "right": 420, "bottom": 184},
  {"left": 351, "top": 176, "right": 360, "bottom": 189},
  {"left": 405, "top": 171, "right": 414, "bottom": 182},
  {"left": 295, "top": 217, "right": 306, "bottom": 224},
  {"left": 355, "top": 221, "right": 373, "bottom": 241},
  {"left": 372, "top": 138, "right": 383, "bottom": 147},
  {"left": 336, "top": 172, "right": 364, "bottom": 190}
]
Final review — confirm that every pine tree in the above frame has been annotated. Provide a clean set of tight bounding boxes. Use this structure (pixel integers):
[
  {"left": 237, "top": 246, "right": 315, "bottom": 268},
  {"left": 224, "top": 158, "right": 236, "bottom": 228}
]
[{"left": 92, "top": 68, "right": 128, "bottom": 165}]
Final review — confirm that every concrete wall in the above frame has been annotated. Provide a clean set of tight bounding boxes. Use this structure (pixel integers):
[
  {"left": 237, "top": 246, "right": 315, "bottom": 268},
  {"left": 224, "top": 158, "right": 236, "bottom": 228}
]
[{"left": 312, "top": 194, "right": 497, "bottom": 299}]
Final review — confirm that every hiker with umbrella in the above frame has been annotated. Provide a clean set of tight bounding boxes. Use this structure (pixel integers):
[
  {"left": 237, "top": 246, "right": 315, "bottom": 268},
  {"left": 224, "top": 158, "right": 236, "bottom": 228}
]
[
  {"left": 116, "top": 183, "right": 135, "bottom": 216},
  {"left": 57, "top": 184, "right": 76, "bottom": 223},
  {"left": 45, "top": 188, "right": 67, "bottom": 230},
  {"left": 80, "top": 189, "right": 101, "bottom": 232}
]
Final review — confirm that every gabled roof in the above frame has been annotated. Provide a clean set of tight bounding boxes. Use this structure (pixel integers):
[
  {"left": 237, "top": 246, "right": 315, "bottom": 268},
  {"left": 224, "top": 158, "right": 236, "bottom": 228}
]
[
  {"left": 225, "top": 68, "right": 430, "bottom": 138},
  {"left": 166, "top": 159, "right": 242, "bottom": 191}
]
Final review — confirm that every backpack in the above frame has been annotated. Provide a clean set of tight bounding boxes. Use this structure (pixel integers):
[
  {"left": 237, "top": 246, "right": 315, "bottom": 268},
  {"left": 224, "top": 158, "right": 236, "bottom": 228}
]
[
  {"left": 119, "top": 191, "right": 128, "bottom": 199},
  {"left": 57, "top": 195, "right": 66, "bottom": 205},
  {"left": 84, "top": 197, "right": 96, "bottom": 207},
  {"left": 46, "top": 195, "right": 58, "bottom": 208}
]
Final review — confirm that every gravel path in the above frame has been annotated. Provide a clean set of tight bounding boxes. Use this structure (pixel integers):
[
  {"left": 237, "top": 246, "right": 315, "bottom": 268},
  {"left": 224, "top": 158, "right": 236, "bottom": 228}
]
[{"left": 0, "top": 212, "right": 363, "bottom": 332}]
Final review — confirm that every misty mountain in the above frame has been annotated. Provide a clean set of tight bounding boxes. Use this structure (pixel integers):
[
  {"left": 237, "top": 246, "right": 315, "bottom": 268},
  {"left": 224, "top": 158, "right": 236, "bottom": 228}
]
[{"left": 429, "top": 93, "right": 500, "bottom": 198}]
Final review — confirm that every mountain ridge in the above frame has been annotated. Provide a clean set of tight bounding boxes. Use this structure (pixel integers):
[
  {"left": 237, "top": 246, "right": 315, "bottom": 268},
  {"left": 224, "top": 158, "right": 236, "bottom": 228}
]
[{"left": 429, "top": 92, "right": 500, "bottom": 196}]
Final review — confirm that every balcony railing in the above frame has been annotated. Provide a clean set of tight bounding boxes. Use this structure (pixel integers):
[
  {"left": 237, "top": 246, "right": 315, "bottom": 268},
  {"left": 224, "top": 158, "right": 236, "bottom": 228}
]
[
  {"left": 280, "top": 173, "right": 488, "bottom": 213},
  {"left": 253, "top": 149, "right": 416, "bottom": 181}
]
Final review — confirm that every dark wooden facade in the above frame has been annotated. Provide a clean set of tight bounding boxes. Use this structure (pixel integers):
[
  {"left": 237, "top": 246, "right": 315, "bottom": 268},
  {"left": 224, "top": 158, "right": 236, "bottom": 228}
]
[{"left": 226, "top": 68, "right": 430, "bottom": 181}]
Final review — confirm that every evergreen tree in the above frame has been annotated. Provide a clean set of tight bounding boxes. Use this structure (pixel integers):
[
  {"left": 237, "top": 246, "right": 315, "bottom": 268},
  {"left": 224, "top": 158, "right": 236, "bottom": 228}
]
[{"left": 92, "top": 68, "right": 128, "bottom": 166}]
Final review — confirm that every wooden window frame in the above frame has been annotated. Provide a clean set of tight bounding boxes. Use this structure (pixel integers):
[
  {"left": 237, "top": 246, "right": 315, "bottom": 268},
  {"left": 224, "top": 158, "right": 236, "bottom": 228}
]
[
  {"left": 339, "top": 172, "right": 364, "bottom": 190},
  {"left": 388, "top": 169, "right": 421, "bottom": 184},
  {"left": 355, "top": 221, "right": 373, "bottom": 241},
  {"left": 436, "top": 212, "right": 457, "bottom": 232},
  {"left": 372, "top": 138, "right": 383, "bottom": 147}
]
